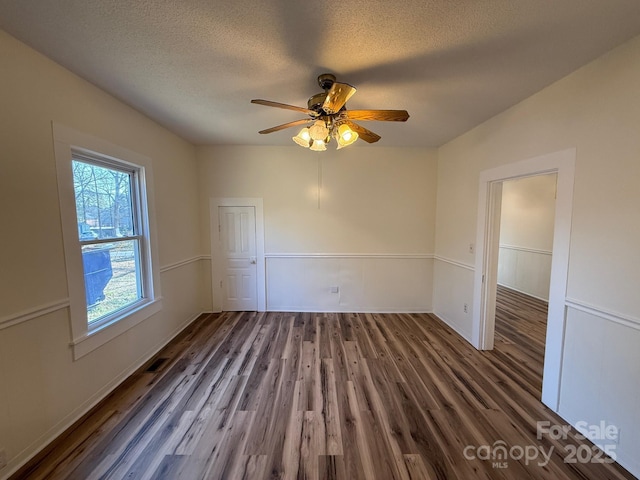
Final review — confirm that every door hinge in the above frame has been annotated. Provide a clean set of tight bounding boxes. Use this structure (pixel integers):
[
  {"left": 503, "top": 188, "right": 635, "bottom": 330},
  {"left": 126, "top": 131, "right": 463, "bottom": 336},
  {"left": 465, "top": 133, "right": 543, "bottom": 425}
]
[{"left": 219, "top": 280, "right": 223, "bottom": 288}]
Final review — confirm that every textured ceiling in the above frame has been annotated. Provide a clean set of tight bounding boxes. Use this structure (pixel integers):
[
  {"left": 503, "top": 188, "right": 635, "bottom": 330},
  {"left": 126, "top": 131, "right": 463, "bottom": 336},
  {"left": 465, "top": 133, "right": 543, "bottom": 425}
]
[{"left": 1, "top": 0, "right": 640, "bottom": 147}]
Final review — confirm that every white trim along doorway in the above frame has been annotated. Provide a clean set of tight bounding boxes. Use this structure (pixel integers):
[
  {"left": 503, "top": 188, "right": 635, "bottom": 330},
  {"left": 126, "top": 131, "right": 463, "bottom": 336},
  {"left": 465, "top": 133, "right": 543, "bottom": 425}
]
[
  {"left": 471, "top": 148, "right": 576, "bottom": 412},
  {"left": 210, "top": 198, "right": 266, "bottom": 312}
]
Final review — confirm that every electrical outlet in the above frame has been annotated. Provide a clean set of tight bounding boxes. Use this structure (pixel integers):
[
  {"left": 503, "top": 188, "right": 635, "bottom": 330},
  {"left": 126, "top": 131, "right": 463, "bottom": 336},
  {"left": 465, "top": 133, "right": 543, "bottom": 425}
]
[
  {"left": 0, "top": 447, "right": 7, "bottom": 469},
  {"left": 463, "top": 303, "right": 468, "bottom": 314}
]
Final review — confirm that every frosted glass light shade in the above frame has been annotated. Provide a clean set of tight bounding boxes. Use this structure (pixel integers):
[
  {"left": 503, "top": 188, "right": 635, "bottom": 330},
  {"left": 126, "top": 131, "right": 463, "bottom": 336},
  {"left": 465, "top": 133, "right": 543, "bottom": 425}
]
[
  {"left": 309, "top": 139, "right": 327, "bottom": 151},
  {"left": 309, "top": 120, "right": 329, "bottom": 141},
  {"left": 292, "top": 127, "right": 311, "bottom": 147},
  {"left": 336, "top": 123, "right": 358, "bottom": 148}
]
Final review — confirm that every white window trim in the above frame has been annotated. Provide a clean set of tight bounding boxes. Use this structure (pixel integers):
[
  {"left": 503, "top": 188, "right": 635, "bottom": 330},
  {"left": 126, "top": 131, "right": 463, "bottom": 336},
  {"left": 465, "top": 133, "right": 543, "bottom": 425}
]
[{"left": 53, "top": 123, "right": 162, "bottom": 360}]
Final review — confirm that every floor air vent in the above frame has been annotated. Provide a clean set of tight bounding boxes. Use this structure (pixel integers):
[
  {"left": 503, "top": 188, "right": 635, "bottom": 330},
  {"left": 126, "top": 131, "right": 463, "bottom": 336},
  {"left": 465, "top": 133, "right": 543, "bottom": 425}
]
[{"left": 146, "top": 357, "right": 167, "bottom": 372}]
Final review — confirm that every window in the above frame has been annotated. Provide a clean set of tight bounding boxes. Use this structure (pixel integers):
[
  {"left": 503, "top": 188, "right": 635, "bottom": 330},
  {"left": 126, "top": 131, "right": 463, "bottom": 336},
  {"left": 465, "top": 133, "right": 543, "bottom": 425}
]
[
  {"left": 72, "top": 157, "right": 146, "bottom": 327},
  {"left": 54, "top": 124, "right": 162, "bottom": 359}
]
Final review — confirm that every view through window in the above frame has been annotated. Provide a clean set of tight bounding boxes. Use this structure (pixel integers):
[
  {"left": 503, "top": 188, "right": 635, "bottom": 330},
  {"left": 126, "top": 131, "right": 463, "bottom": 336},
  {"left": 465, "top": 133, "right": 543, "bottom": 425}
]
[{"left": 72, "top": 158, "right": 144, "bottom": 324}]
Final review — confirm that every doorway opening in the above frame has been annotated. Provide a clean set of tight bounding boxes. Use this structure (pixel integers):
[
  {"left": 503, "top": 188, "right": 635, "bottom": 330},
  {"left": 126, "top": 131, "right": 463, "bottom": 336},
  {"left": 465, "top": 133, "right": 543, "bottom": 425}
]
[
  {"left": 494, "top": 173, "right": 557, "bottom": 396},
  {"left": 471, "top": 148, "right": 576, "bottom": 411}
]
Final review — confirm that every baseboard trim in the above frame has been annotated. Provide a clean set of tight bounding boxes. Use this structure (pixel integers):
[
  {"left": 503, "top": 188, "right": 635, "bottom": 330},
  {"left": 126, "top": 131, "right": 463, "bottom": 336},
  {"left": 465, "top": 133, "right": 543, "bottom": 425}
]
[
  {"left": 3, "top": 310, "right": 207, "bottom": 480},
  {"left": 266, "top": 308, "right": 433, "bottom": 314},
  {"left": 497, "top": 283, "right": 549, "bottom": 303},
  {"left": 430, "top": 310, "right": 474, "bottom": 345}
]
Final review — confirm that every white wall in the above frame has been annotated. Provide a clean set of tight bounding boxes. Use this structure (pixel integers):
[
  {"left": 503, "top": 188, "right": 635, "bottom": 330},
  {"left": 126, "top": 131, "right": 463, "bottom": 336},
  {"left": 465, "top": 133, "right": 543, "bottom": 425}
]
[
  {"left": 197, "top": 146, "right": 437, "bottom": 312},
  {"left": 498, "top": 174, "right": 557, "bottom": 300},
  {"left": 434, "top": 34, "right": 640, "bottom": 476},
  {"left": 0, "top": 30, "right": 206, "bottom": 478}
]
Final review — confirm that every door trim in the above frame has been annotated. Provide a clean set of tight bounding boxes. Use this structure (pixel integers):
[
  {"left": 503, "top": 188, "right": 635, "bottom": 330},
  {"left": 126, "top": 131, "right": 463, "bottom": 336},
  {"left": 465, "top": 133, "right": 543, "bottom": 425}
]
[
  {"left": 210, "top": 198, "right": 266, "bottom": 312},
  {"left": 471, "top": 148, "right": 576, "bottom": 411}
]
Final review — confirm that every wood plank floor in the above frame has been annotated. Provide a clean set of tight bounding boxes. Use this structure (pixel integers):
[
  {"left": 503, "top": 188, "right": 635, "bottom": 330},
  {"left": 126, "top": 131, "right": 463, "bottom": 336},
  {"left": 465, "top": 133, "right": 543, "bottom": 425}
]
[
  {"left": 11, "top": 301, "right": 635, "bottom": 479},
  {"left": 494, "top": 285, "right": 549, "bottom": 397}
]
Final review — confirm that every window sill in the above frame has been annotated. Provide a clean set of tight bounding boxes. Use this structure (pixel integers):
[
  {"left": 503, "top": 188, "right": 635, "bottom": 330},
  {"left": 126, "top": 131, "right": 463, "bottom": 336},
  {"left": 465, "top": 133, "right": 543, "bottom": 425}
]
[{"left": 70, "top": 297, "right": 163, "bottom": 360}]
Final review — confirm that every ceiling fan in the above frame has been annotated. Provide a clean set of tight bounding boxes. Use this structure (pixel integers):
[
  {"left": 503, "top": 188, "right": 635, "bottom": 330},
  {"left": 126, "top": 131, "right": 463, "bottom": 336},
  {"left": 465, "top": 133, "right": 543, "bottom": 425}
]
[{"left": 251, "top": 73, "right": 410, "bottom": 151}]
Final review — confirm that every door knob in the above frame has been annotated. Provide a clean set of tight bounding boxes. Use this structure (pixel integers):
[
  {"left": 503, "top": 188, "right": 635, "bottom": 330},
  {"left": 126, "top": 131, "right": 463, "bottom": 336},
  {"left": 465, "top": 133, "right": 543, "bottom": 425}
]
[{"left": 250, "top": 256, "right": 257, "bottom": 264}]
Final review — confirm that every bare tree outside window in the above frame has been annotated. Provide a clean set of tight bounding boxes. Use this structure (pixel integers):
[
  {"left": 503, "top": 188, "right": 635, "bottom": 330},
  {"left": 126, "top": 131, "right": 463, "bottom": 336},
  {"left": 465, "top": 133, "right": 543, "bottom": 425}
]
[{"left": 72, "top": 159, "right": 143, "bottom": 323}]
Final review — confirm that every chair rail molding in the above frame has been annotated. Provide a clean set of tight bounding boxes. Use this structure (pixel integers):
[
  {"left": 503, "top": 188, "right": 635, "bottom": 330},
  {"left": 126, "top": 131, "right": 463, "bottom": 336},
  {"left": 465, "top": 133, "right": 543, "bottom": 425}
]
[{"left": 0, "top": 298, "right": 70, "bottom": 330}]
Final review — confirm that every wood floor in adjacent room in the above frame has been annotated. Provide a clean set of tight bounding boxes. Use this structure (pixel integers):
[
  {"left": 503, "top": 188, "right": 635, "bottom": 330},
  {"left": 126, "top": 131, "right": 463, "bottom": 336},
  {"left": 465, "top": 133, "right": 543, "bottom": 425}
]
[{"left": 13, "top": 288, "right": 635, "bottom": 479}]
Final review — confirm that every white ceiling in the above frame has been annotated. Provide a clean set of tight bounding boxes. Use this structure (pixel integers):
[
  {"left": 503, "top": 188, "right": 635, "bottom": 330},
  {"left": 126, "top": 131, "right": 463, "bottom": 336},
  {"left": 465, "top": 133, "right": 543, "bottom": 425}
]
[{"left": 2, "top": 0, "right": 640, "bottom": 147}]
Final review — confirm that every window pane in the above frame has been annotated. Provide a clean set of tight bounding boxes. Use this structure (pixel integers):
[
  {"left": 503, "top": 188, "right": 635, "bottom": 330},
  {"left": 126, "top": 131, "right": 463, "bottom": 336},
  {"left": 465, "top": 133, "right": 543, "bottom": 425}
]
[
  {"left": 72, "top": 160, "right": 134, "bottom": 240},
  {"left": 82, "top": 240, "right": 142, "bottom": 323}
]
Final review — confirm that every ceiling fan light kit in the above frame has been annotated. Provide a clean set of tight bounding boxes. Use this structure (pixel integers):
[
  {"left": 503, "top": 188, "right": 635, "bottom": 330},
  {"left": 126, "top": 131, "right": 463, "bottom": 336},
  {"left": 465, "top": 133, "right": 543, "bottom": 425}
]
[
  {"left": 335, "top": 123, "right": 358, "bottom": 149},
  {"left": 309, "top": 119, "right": 330, "bottom": 141},
  {"left": 292, "top": 127, "right": 312, "bottom": 147},
  {"left": 309, "top": 139, "right": 327, "bottom": 152},
  {"left": 251, "top": 73, "right": 409, "bottom": 151}
]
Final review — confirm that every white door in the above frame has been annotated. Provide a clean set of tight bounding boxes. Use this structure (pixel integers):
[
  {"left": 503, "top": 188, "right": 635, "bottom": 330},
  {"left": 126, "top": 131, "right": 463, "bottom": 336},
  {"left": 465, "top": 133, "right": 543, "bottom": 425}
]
[{"left": 219, "top": 206, "right": 258, "bottom": 311}]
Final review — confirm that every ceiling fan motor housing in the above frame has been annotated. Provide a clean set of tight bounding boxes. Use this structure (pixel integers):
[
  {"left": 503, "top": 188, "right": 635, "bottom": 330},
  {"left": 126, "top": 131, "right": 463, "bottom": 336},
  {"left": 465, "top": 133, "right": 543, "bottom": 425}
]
[
  {"left": 307, "top": 92, "right": 328, "bottom": 113},
  {"left": 317, "top": 73, "right": 336, "bottom": 90},
  {"left": 309, "top": 74, "right": 349, "bottom": 115}
]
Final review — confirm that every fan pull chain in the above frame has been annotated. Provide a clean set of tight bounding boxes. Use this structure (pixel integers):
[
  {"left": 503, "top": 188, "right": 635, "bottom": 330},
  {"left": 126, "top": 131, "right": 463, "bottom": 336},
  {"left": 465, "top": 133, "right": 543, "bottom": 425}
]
[{"left": 317, "top": 158, "right": 322, "bottom": 209}]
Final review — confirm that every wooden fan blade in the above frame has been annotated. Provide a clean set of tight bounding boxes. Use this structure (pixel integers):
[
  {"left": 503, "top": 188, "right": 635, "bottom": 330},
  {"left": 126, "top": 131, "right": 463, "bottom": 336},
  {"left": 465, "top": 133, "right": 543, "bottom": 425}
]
[
  {"left": 251, "top": 99, "right": 317, "bottom": 116},
  {"left": 345, "top": 121, "right": 381, "bottom": 143},
  {"left": 344, "top": 110, "right": 410, "bottom": 122},
  {"left": 322, "top": 82, "right": 357, "bottom": 114},
  {"left": 258, "top": 118, "right": 311, "bottom": 134}
]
